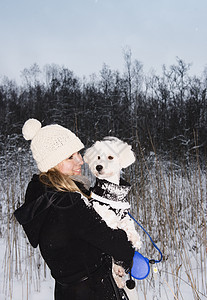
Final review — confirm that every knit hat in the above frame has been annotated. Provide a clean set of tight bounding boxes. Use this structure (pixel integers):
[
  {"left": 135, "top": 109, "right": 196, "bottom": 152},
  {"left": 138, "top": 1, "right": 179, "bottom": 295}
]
[{"left": 22, "top": 119, "right": 84, "bottom": 172}]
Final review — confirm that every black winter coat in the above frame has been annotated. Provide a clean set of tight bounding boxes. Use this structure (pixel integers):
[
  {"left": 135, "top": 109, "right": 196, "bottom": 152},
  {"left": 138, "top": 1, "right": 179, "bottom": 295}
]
[{"left": 14, "top": 175, "right": 134, "bottom": 300}]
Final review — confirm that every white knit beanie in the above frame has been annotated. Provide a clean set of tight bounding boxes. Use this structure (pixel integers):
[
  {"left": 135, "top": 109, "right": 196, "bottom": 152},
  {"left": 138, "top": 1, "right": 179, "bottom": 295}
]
[{"left": 22, "top": 119, "right": 84, "bottom": 172}]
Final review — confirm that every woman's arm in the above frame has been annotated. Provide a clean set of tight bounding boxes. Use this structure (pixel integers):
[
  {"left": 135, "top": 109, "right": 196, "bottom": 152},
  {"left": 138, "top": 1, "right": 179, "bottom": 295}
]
[{"left": 55, "top": 192, "right": 134, "bottom": 271}]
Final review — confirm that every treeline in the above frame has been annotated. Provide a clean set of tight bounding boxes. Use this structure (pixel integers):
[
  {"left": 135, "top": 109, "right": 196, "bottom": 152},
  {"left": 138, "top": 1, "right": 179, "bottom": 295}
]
[{"left": 0, "top": 52, "right": 207, "bottom": 161}]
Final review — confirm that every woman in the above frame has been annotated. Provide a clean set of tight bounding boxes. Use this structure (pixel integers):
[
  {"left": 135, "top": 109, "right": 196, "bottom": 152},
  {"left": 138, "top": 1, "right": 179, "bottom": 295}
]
[{"left": 14, "top": 119, "right": 134, "bottom": 300}]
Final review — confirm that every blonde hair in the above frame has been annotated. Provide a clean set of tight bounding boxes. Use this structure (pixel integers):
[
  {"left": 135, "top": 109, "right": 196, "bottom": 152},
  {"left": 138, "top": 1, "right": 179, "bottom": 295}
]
[{"left": 39, "top": 168, "right": 81, "bottom": 193}]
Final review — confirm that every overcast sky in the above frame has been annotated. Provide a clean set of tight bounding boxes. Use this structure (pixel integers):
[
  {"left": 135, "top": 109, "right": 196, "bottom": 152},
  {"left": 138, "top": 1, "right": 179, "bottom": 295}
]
[{"left": 0, "top": 0, "right": 207, "bottom": 83}]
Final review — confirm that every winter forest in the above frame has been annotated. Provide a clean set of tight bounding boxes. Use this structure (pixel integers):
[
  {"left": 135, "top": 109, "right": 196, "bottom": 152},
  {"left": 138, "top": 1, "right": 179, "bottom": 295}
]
[{"left": 0, "top": 50, "right": 207, "bottom": 299}]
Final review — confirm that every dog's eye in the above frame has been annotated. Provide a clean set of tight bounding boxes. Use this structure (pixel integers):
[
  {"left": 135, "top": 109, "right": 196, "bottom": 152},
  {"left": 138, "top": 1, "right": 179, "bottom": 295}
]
[
  {"left": 98, "top": 156, "right": 101, "bottom": 159},
  {"left": 108, "top": 156, "right": 114, "bottom": 160}
]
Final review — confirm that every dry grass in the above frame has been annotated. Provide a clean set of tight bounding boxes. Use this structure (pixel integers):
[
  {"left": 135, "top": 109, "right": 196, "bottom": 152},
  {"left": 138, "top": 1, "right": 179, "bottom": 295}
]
[
  {"left": 126, "top": 145, "right": 207, "bottom": 299},
  {"left": 0, "top": 144, "right": 206, "bottom": 299}
]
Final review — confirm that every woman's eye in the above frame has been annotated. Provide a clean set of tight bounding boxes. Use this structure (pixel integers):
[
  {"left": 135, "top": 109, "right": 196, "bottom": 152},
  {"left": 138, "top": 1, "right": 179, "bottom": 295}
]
[
  {"left": 108, "top": 156, "right": 114, "bottom": 160},
  {"left": 68, "top": 155, "right": 73, "bottom": 160}
]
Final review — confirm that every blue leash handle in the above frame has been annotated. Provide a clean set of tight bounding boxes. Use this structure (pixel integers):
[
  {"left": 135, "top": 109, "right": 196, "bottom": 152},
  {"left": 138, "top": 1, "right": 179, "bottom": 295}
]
[{"left": 128, "top": 212, "right": 163, "bottom": 263}]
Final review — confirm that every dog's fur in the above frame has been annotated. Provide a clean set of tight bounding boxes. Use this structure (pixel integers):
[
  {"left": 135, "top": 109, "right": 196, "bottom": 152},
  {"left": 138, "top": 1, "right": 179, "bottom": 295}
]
[
  {"left": 84, "top": 137, "right": 141, "bottom": 297},
  {"left": 84, "top": 136, "right": 135, "bottom": 185}
]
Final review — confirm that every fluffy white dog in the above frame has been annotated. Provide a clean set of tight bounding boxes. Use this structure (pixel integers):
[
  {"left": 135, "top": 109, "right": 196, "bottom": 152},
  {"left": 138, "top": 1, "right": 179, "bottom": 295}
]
[{"left": 84, "top": 137, "right": 141, "bottom": 299}]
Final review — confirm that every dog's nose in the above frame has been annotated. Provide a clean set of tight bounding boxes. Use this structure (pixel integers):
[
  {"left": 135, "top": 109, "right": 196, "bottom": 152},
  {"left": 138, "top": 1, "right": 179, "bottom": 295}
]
[{"left": 96, "top": 165, "right": 103, "bottom": 172}]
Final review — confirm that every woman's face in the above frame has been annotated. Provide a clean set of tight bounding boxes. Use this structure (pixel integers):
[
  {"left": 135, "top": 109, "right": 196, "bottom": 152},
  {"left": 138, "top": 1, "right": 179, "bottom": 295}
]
[{"left": 56, "top": 152, "right": 84, "bottom": 175}]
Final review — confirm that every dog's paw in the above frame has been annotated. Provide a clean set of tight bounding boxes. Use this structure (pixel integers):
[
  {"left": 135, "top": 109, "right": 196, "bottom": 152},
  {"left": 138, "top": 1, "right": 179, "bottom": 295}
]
[
  {"left": 118, "top": 217, "right": 142, "bottom": 250},
  {"left": 130, "top": 234, "right": 142, "bottom": 250}
]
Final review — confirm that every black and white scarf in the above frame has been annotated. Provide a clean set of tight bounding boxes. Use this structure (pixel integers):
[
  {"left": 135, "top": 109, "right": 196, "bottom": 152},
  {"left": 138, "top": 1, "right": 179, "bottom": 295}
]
[{"left": 91, "top": 178, "right": 131, "bottom": 211}]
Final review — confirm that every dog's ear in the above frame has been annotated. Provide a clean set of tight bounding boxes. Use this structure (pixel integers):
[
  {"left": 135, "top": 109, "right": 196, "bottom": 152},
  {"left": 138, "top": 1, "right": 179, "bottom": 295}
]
[
  {"left": 117, "top": 141, "right": 136, "bottom": 168},
  {"left": 83, "top": 141, "right": 100, "bottom": 164},
  {"left": 83, "top": 147, "right": 94, "bottom": 164}
]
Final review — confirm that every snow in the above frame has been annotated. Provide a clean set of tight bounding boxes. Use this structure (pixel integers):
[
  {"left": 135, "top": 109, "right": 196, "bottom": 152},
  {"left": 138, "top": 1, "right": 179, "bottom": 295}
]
[
  {"left": 0, "top": 239, "right": 54, "bottom": 300},
  {"left": 0, "top": 151, "right": 206, "bottom": 299},
  {"left": 0, "top": 232, "right": 206, "bottom": 299}
]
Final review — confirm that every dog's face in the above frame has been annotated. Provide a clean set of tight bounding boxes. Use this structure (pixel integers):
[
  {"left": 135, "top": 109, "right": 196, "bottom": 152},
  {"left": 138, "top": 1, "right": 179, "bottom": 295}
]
[{"left": 84, "top": 137, "right": 135, "bottom": 180}]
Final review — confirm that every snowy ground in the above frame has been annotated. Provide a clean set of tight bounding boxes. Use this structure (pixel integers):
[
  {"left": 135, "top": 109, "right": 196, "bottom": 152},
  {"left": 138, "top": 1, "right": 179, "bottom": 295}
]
[
  {"left": 0, "top": 238, "right": 54, "bottom": 300},
  {"left": 0, "top": 234, "right": 206, "bottom": 300},
  {"left": 0, "top": 153, "right": 206, "bottom": 299},
  {"left": 0, "top": 277, "right": 54, "bottom": 300}
]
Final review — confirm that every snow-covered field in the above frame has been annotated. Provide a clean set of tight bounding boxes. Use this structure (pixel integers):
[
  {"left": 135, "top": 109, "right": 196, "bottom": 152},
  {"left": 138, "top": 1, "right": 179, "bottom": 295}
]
[
  {"left": 0, "top": 233, "right": 206, "bottom": 300},
  {"left": 0, "top": 150, "right": 206, "bottom": 299}
]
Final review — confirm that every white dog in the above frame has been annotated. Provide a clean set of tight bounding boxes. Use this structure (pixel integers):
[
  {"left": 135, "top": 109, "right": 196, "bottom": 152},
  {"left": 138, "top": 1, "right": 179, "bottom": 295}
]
[{"left": 84, "top": 137, "right": 141, "bottom": 299}]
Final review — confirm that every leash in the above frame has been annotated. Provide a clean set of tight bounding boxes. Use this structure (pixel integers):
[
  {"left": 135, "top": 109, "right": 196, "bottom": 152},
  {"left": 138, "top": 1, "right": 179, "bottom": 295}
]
[
  {"left": 128, "top": 212, "right": 163, "bottom": 263},
  {"left": 125, "top": 212, "right": 163, "bottom": 287}
]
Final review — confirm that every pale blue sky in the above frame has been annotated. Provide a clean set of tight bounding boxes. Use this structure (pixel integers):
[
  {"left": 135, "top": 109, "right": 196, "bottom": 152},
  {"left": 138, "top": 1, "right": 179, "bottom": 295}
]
[{"left": 0, "top": 0, "right": 207, "bottom": 82}]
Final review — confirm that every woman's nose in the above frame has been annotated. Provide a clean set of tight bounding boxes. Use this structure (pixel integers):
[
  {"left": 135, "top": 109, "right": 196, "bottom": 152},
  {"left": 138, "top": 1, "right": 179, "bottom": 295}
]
[{"left": 74, "top": 153, "right": 84, "bottom": 165}]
